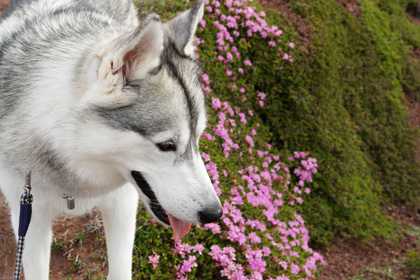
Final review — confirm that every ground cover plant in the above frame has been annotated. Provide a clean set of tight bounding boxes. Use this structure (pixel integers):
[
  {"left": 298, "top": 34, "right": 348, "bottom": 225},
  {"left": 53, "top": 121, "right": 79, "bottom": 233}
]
[
  {"left": 253, "top": 0, "right": 420, "bottom": 245},
  {"left": 132, "top": 0, "right": 326, "bottom": 279},
  {"left": 132, "top": 0, "right": 420, "bottom": 277}
]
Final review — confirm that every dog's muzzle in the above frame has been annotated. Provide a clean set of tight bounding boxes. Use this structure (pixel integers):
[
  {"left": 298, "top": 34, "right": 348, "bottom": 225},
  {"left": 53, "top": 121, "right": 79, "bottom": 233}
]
[
  {"left": 131, "top": 171, "right": 170, "bottom": 225},
  {"left": 131, "top": 170, "right": 223, "bottom": 225}
]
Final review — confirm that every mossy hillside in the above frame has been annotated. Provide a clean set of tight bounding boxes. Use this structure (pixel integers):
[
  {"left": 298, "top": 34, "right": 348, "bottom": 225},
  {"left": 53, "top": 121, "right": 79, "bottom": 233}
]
[{"left": 255, "top": 0, "right": 420, "bottom": 245}]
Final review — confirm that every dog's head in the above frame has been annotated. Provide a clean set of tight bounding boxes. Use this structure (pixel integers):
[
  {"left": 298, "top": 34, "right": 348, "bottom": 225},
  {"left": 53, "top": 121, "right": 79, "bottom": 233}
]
[{"left": 80, "top": 0, "right": 222, "bottom": 241}]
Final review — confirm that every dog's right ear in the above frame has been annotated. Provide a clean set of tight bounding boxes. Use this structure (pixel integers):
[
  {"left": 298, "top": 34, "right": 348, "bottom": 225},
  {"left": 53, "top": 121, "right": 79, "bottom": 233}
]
[
  {"left": 163, "top": 0, "right": 204, "bottom": 58},
  {"left": 88, "top": 14, "right": 163, "bottom": 108}
]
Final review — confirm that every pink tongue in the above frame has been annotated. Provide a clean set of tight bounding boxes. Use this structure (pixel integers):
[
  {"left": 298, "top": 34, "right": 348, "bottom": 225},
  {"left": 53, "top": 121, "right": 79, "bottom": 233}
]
[{"left": 167, "top": 213, "right": 192, "bottom": 242}]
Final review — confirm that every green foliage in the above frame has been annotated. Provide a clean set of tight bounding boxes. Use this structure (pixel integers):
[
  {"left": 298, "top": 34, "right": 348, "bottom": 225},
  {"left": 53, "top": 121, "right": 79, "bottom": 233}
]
[
  {"left": 405, "top": 249, "right": 420, "bottom": 279},
  {"left": 73, "top": 231, "right": 85, "bottom": 247},
  {"left": 51, "top": 239, "right": 67, "bottom": 254},
  {"left": 248, "top": 0, "right": 420, "bottom": 245},
  {"left": 135, "top": 0, "right": 189, "bottom": 20}
]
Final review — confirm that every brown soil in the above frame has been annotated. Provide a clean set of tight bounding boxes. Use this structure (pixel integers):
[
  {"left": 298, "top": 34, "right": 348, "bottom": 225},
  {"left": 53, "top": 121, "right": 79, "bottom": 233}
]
[
  {"left": 317, "top": 207, "right": 420, "bottom": 280},
  {"left": 406, "top": 2, "right": 420, "bottom": 25},
  {"left": 0, "top": 0, "right": 9, "bottom": 16},
  {"left": 0, "top": 193, "right": 108, "bottom": 279},
  {"left": 412, "top": 48, "right": 420, "bottom": 60},
  {"left": 336, "top": 0, "right": 360, "bottom": 18}
]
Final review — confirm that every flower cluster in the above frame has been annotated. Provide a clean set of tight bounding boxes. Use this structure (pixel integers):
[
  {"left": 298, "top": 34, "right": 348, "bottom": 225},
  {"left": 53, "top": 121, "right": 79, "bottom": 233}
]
[{"left": 139, "top": 0, "right": 325, "bottom": 279}]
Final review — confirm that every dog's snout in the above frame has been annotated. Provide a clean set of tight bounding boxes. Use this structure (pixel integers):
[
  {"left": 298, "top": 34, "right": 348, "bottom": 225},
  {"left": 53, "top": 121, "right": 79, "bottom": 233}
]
[{"left": 199, "top": 206, "right": 223, "bottom": 224}]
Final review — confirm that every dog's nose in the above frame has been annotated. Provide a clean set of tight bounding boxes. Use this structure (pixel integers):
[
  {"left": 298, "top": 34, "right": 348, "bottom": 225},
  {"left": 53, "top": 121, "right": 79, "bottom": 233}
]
[{"left": 199, "top": 207, "right": 223, "bottom": 224}]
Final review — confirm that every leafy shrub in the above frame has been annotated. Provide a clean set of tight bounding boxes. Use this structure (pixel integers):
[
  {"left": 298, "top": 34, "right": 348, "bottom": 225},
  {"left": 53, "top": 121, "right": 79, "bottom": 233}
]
[
  {"left": 405, "top": 249, "right": 420, "bottom": 279},
  {"left": 132, "top": 0, "right": 325, "bottom": 279},
  {"left": 251, "top": 0, "right": 420, "bottom": 245}
]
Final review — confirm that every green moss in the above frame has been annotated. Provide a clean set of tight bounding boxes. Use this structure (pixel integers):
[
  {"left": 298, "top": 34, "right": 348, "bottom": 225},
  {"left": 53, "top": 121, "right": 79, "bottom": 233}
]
[{"left": 257, "top": 0, "right": 420, "bottom": 245}]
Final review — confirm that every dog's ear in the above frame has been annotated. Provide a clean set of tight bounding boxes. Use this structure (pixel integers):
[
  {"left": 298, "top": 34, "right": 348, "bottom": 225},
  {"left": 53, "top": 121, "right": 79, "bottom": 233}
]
[
  {"left": 99, "top": 14, "right": 163, "bottom": 85},
  {"left": 163, "top": 0, "right": 204, "bottom": 57},
  {"left": 89, "top": 14, "right": 163, "bottom": 107}
]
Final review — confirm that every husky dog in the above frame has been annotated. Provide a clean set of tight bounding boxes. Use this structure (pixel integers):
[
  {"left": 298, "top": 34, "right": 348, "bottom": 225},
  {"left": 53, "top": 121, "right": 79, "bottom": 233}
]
[{"left": 0, "top": 0, "right": 222, "bottom": 278}]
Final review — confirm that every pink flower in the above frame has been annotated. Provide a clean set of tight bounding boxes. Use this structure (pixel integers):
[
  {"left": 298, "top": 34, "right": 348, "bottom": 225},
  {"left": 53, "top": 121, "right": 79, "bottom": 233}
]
[
  {"left": 238, "top": 113, "right": 247, "bottom": 124},
  {"left": 201, "top": 73, "right": 210, "bottom": 85},
  {"left": 202, "top": 133, "right": 215, "bottom": 141},
  {"left": 290, "top": 263, "right": 300, "bottom": 274},
  {"left": 244, "top": 60, "right": 252, "bottom": 66},
  {"left": 289, "top": 42, "right": 295, "bottom": 48},
  {"left": 226, "top": 52, "right": 233, "bottom": 61},
  {"left": 148, "top": 252, "right": 160, "bottom": 269},
  {"left": 257, "top": 92, "right": 266, "bottom": 100},
  {"left": 212, "top": 97, "right": 222, "bottom": 110},
  {"left": 201, "top": 152, "right": 210, "bottom": 162},
  {"left": 204, "top": 223, "right": 221, "bottom": 234},
  {"left": 178, "top": 256, "right": 197, "bottom": 276},
  {"left": 199, "top": 19, "right": 206, "bottom": 27},
  {"left": 193, "top": 243, "right": 205, "bottom": 254},
  {"left": 245, "top": 135, "right": 254, "bottom": 147},
  {"left": 248, "top": 232, "right": 261, "bottom": 243}
]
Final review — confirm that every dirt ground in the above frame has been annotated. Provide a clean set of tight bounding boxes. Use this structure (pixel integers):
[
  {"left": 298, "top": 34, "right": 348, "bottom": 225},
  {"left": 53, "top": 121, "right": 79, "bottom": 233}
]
[{"left": 1, "top": 0, "right": 420, "bottom": 279}]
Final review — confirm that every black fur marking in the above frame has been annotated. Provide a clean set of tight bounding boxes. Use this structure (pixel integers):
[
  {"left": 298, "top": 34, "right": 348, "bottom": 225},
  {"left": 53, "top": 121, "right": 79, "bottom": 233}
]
[
  {"left": 131, "top": 171, "right": 169, "bottom": 225},
  {"left": 161, "top": 43, "right": 203, "bottom": 158},
  {"left": 163, "top": 44, "right": 198, "bottom": 134}
]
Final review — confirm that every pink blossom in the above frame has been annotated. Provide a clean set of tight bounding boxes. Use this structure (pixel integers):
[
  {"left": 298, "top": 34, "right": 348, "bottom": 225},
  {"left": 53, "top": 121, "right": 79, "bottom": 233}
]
[
  {"left": 245, "top": 135, "right": 254, "bottom": 147},
  {"left": 212, "top": 97, "right": 222, "bottom": 110},
  {"left": 204, "top": 223, "right": 221, "bottom": 234},
  {"left": 226, "top": 52, "right": 233, "bottom": 61},
  {"left": 193, "top": 243, "right": 205, "bottom": 254},
  {"left": 257, "top": 92, "right": 266, "bottom": 100},
  {"left": 238, "top": 113, "right": 247, "bottom": 124},
  {"left": 201, "top": 73, "right": 210, "bottom": 85},
  {"left": 290, "top": 263, "right": 300, "bottom": 274},
  {"left": 201, "top": 152, "right": 211, "bottom": 162},
  {"left": 148, "top": 252, "right": 159, "bottom": 269},
  {"left": 199, "top": 19, "right": 206, "bottom": 27},
  {"left": 244, "top": 59, "right": 252, "bottom": 66}
]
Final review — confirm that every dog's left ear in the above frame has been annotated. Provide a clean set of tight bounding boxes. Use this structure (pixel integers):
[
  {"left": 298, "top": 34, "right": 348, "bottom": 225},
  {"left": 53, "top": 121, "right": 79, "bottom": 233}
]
[
  {"left": 102, "top": 14, "right": 164, "bottom": 82},
  {"left": 89, "top": 14, "right": 163, "bottom": 107},
  {"left": 163, "top": 0, "right": 204, "bottom": 57}
]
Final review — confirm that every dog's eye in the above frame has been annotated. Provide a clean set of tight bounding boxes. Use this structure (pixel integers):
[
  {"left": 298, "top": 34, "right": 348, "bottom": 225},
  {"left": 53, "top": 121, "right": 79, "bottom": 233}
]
[{"left": 157, "top": 141, "right": 176, "bottom": 152}]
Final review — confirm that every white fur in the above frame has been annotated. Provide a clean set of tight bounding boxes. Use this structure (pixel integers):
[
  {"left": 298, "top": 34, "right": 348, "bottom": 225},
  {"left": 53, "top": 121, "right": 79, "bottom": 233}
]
[{"left": 0, "top": 1, "right": 219, "bottom": 279}]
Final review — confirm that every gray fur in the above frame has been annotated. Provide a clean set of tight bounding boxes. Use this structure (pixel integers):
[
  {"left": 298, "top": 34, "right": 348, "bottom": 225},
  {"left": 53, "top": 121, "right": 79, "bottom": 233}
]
[
  {"left": 0, "top": 0, "right": 220, "bottom": 278},
  {"left": 0, "top": 0, "right": 204, "bottom": 193}
]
